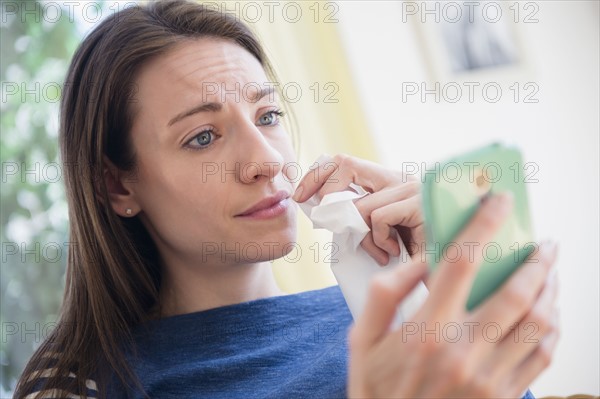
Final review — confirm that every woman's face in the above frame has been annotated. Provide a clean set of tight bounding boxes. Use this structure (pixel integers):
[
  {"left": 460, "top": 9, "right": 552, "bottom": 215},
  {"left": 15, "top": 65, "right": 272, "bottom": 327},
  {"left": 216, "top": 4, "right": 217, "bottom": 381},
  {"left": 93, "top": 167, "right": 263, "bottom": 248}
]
[{"left": 126, "top": 38, "right": 297, "bottom": 267}]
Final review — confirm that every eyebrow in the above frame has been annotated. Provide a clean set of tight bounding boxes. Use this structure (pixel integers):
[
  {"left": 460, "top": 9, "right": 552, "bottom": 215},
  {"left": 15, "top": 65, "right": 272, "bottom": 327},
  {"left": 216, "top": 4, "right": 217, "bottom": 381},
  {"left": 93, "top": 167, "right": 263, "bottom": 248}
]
[{"left": 166, "top": 86, "right": 276, "bottom": 127}]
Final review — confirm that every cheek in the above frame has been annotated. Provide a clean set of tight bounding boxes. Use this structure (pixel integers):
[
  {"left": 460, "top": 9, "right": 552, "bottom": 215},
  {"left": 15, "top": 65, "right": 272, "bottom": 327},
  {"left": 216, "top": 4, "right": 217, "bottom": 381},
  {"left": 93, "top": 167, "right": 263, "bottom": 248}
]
[
  {"left": 134, "top": 160, "right": 233, "bottom": 244},
  {"left": 158, "top": 180, "right": 229, "bottom": 224},
  {"left": 274, "top": 135, "right": 298, "bottom": 181}
]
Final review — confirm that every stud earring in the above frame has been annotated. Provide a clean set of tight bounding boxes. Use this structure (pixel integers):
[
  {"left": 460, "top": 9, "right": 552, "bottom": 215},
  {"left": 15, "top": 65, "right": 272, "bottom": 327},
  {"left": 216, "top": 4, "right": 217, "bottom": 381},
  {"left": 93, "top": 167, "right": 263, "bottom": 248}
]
[{"left": 126, "top": 208, "right": 132, "bottom": 216}]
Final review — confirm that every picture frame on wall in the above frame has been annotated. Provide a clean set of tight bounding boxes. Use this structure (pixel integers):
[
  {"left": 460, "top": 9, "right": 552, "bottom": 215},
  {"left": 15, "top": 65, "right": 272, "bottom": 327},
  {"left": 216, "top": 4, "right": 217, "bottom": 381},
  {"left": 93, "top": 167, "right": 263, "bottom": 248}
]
[{"left": 408, "top": 1, "right": 536, "bottom": 86}]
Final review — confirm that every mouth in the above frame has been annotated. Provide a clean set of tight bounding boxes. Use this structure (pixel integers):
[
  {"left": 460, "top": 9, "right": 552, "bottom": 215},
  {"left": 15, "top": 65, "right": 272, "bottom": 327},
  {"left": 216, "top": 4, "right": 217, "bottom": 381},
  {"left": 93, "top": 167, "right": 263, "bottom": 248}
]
[{"left": 235, "top": 190, "right": 291, "bottom": 219}]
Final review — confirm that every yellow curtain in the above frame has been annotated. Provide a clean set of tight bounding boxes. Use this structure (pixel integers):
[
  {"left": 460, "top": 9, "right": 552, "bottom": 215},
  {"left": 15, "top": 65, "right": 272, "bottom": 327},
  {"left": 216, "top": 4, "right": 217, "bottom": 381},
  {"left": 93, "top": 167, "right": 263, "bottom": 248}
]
[{"left": 201, "top": 1, "right": 379, "bottom": 293}]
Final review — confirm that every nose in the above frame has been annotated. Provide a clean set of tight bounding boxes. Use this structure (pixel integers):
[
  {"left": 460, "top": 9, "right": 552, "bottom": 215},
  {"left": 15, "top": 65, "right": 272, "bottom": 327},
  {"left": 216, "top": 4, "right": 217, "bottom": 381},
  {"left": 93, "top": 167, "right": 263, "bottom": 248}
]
[{"left": 235, "top": 121, "right": 284, "bottom": 184}]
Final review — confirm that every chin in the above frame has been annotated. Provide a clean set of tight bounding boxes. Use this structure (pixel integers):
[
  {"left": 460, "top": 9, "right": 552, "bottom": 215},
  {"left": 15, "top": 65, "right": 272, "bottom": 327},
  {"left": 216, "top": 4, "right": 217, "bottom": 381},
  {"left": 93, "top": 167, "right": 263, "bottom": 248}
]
[
  {"left": 231, "top": 207, "right": 298, "bottom": 262},
  {"left": 256, "top": 226, "right": 298, "bottom": 262}
]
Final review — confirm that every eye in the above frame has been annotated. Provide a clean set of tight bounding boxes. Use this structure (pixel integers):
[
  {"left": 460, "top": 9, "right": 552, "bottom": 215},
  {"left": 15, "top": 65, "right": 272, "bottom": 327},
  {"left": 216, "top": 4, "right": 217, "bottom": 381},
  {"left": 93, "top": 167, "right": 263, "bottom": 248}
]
[
  {"left": 186, "top": 129, "right": 217, "bottom": 150},
  {"left": 258, "top": 110, "right": 285, "bottom": 126}
]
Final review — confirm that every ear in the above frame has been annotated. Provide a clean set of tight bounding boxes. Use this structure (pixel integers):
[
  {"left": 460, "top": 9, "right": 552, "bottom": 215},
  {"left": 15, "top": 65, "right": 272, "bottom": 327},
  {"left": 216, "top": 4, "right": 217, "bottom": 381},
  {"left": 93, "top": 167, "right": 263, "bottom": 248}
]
[{"left": 99, "top": 154, "right": 141, "bottom": 217}]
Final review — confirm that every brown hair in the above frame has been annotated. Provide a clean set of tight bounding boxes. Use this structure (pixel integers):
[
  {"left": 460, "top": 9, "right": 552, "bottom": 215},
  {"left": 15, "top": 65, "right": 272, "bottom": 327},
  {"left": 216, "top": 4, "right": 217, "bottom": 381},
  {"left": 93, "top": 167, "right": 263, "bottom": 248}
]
[{"left": 13, "top": 1, "right": 293, "bottom": 398}]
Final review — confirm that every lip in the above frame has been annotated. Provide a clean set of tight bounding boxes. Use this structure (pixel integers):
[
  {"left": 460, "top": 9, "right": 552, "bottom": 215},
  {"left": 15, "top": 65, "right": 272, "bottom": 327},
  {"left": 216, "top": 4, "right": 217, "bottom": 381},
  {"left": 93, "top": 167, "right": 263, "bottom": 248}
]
[{"left": 235, "top": 190, "right": 291, "bottom": 219}]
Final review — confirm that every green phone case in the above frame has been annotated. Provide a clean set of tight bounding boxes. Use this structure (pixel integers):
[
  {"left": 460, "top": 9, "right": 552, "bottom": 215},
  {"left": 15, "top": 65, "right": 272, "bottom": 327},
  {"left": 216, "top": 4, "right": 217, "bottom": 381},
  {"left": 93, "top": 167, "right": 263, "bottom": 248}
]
[{"left": 422, "top": 142, "right": 535, "bottom": 311}]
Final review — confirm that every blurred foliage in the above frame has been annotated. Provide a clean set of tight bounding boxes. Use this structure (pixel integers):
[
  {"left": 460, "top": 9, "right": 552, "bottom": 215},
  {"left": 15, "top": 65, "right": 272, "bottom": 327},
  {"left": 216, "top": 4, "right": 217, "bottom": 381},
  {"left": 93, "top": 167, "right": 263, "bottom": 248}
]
[{"left": 0, "top": 1, "right": 116, "bottom": 394}]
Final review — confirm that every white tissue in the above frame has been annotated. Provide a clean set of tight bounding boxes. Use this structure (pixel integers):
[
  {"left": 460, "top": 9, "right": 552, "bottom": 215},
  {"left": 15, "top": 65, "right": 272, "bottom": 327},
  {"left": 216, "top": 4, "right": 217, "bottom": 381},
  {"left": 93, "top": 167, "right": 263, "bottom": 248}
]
[{"left": 298, "top": 156, "right": 429, "bottom": 330}]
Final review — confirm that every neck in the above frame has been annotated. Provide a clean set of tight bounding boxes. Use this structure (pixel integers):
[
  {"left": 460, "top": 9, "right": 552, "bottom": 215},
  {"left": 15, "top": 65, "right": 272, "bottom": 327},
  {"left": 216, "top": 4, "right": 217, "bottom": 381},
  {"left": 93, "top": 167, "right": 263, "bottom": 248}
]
[{"left": 153, "top": 260, "right": 286, "bottom": 319}]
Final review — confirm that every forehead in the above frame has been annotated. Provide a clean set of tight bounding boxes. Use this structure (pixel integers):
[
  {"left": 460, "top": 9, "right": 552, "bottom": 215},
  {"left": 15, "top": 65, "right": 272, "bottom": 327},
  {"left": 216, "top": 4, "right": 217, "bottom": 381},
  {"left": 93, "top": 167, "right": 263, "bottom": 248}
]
[{"left": 134, "top": 38, "right": 270, "bottom": 102}]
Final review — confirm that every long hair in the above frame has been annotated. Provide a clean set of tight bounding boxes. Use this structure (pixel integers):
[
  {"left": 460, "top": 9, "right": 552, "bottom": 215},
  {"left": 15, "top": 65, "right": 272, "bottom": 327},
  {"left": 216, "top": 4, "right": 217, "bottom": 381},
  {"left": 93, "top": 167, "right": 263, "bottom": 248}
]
[{"left": 13, "top": 1, "right": 290, "bottom": 398}]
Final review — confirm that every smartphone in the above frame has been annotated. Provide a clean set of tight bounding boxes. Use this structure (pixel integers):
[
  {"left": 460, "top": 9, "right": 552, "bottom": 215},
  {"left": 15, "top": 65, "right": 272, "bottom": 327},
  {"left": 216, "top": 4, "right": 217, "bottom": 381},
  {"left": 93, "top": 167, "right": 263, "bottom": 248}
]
[{"left": 422, "top": 142, "right": 535, "bottom": 311}]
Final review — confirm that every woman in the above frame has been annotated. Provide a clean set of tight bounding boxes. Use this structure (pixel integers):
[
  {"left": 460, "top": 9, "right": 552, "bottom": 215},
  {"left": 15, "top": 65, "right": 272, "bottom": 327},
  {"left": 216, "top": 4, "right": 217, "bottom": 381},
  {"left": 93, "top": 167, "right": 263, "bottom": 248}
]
[{"left": 14, "top": 1, "right": 559, "bottom": 398}]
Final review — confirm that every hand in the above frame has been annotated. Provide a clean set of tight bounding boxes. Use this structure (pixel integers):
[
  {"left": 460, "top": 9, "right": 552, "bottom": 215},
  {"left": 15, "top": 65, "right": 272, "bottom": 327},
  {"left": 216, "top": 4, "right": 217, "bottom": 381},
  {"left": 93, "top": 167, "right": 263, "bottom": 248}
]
[
  {"left": 293, "top": 154, "right": 424, "bottom": 266},
  {"left": 347, "top": 192, "right": 560, "bottom": 398}
]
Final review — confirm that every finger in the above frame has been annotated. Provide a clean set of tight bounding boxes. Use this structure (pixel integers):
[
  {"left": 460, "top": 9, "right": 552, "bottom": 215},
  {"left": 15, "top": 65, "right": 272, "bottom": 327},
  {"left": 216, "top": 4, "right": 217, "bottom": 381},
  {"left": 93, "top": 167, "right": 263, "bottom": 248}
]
[
  {"left": 353, "top": 181, "right": 420, "bottom": 258},
  {"left": 469, "top": 241, "right": 558, "bottom": 345},
  {"left": 293, "top": 155, "right": 338, "bottom": 202},
  {"left": 360, "top": 232, "right": 390, "bottom": 266},
  {"left": 371, "top": 195, "right": 423, "bottom": 258},
  {"left": 398, "top": 224, "right": 425, "bottom": 258},
  {"left": 485, "top": 267, "right": 558, "bottom": 378},
  {"left": 425, "top": 192, "right": 514, "bottom": 318},
  {"left": 506, "top": 310, "right": 560, "bottom": 397},
  {"left": 353, "top": 181, "right": 421, "bottom": 219},
  {"left": 350, "top": 260, "right": 428, "bottom": 352},
  {"left": 294, "top": 154, "right": 406, "bottom": 203}
]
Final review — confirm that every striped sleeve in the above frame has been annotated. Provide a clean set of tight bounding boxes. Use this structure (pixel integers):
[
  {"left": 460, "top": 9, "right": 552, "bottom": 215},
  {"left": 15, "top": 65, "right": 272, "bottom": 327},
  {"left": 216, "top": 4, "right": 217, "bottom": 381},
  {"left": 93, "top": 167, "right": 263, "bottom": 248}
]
[{"left": 22, "top": 354, "right": 99, "bottom": 399}]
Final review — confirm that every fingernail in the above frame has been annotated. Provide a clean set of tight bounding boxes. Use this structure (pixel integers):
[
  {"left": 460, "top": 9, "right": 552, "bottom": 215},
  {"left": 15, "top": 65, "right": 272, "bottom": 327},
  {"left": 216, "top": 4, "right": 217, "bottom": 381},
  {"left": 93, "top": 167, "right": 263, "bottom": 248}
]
[
  {"left": 315, "top": 153, "right": 333, "bottom": 166},
  {"left": 377, "top": 254, "right": 389, "bottom": 267},
  {"left": 487, "top": 191, "right": 513, "bottom": 215},
  {"left": 292, "top": 185, "right": 304, "bottom": 202},
  {"left": 539, "top": 240, "right": 558, "bottom": 262},
  {"left": 498, "top": 191, "right": 514, "bottom": 208},
  {"left": 552, "top": 270, "right": 559, "bottom": 290}
]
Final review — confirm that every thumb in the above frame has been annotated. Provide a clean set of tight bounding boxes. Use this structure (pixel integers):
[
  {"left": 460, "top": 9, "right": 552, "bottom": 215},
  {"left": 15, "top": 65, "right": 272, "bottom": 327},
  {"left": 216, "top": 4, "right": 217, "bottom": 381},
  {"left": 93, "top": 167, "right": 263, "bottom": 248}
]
[{"left": 352, "top": 260, "right": 428, "bottom": 351}]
